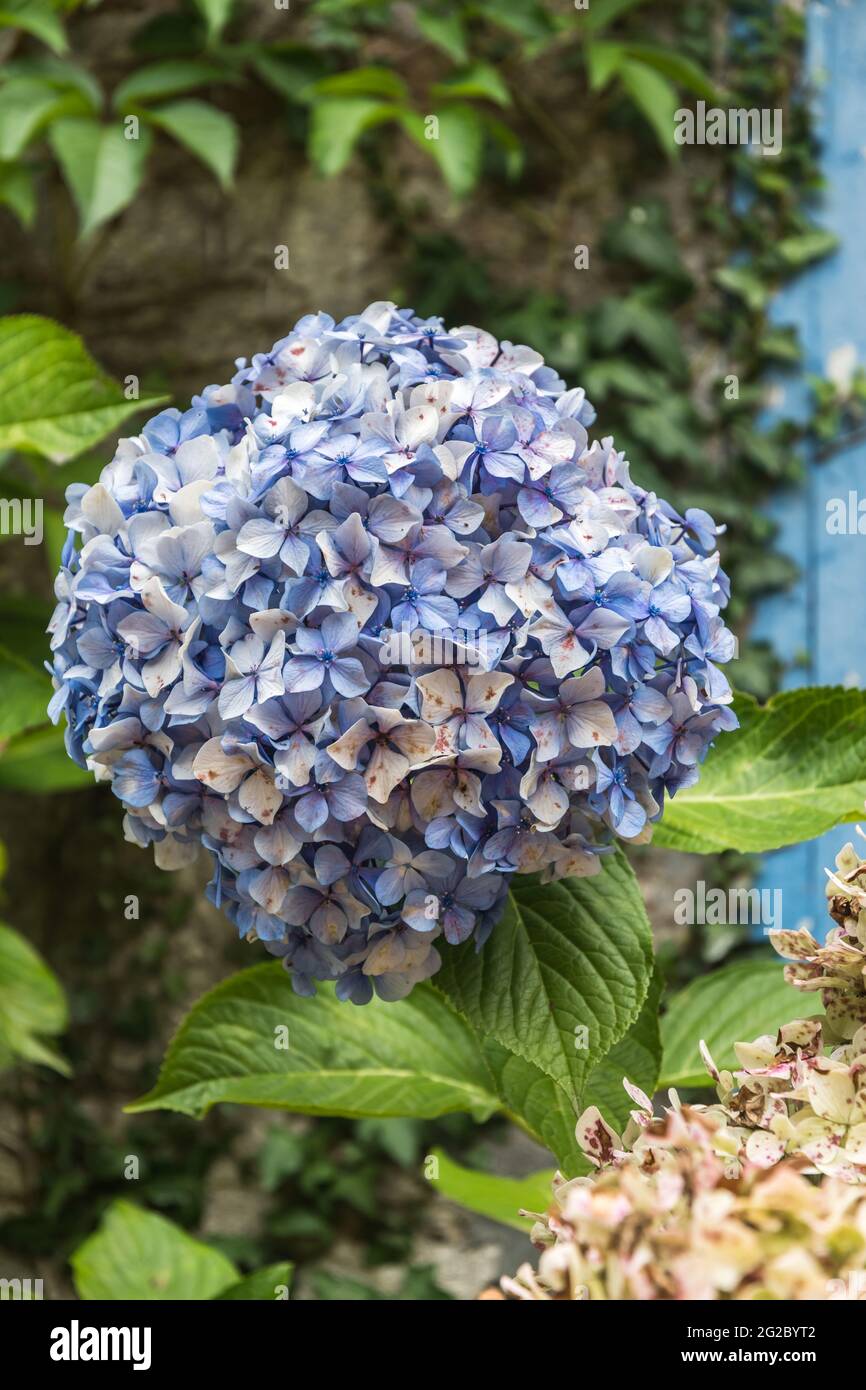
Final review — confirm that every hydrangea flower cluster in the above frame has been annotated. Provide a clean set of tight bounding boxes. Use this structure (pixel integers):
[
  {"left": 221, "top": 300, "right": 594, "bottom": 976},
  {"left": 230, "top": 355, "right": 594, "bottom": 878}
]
[
  {"left": 501, "top": 1095, "right": 866, "bottom": 1301},
  {"left": 48, "top": 302, "right": 736, "bottom": 1002}
]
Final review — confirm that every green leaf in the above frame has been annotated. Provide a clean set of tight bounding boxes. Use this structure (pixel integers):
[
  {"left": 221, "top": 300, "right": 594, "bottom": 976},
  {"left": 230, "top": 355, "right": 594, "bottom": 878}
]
[
  {"left": 71, "top": 1201, "right": 239, "bottom": 1300},
  {"left": 776, "top": 229, "right": 839, "bottom": 268},
  {"left": 586, "top": 41, "right": 625, "bottom": 91},
  {"left": 0, "top": 161, "right": 35, "bottom": 227},
  {"left": 216, "top": 1262, "right": 293, "bottom": 1300},
  {"left": 414, "top": 10, "right": 468, "bottom": 63},
  {"left": 654, "top": 686, "right": 866, "bottom": 854},
  {"left": 0, "top": 0, "right": 67, "bottom": 55},
  {"left": 617, "top": 59, "right": 680, "bottom": 157},
  {"left": 311, "top": 67, "right": 409, "bottom": 102},
  {"left": 113, "top": 60, "right": 231, "bottom": 110},
  {"left": 0, "top": 921, "right": 68, "bottom": 1074},
  {"left": 583, "top": 0, "right": 651, "bottom": 35},
  {"left": 0, "top": 646, "right": 52, "bottom": 741},
  {"left": 0, "top": 77, "right": 90, "bottom": 161},
  {"left": 429, "top": 1149, "right": 555, "bottom": 1230},
  {"left": 193, "top": 0, "right": 234, "bottom": 44},
  {"left": 431, "top": 62, "right": 511, "bottom": 108},
  {"left": 582, "top": 964, "right": 663, "bottom": 1128},
  {"left": 659, "top": 959, "right": 811, "bottom": 1089},
  {"left": 308, "top": 97, "right": 399, "bottom": 176},
  {"left": 714, "top": 265, "right": 770, "bottom": 312},
  {"left": 620, "top": 43, "right": 720, "bottom": 101},
  {"left": 144, "top": 99, "right": 238, "bottom": 189},
  {"left": 49, "top": 117, "right": 152, "bottom": 237},
  {"left": 127, "top": 964, "right": 500, "bottom": 1122},
  {"left": 420, "top": 103, "right": 484, "bottom": 197},
  {"left": 0, "top": 315, "right": 167, "bottom": 461},
  {"left": 435, "top": 853, "right": 654, "bottom": 1105},
  {"left": 0, "top": 724, "right": 91, "bottom": 792}
]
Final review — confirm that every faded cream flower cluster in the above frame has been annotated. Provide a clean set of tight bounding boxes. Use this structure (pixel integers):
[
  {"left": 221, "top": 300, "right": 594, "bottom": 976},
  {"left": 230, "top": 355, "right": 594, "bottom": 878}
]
[{"left": 501, "top": 839, "right": 866, "bottom": 1300}]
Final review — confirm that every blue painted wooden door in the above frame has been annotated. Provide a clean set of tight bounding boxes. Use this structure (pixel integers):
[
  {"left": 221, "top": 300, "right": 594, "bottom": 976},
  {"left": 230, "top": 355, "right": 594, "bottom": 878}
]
[{"left": 753, "top": 0, "right": 866, "bottom": 936}]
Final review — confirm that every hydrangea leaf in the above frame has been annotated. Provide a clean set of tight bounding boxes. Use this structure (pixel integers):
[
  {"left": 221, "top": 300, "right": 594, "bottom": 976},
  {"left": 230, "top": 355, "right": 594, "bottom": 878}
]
[
  {"left": 71, "top": 1201, "right": 239, "bottom": 1301},
  {"left": 127, "top": 963, "right": 502, "bottom": 1122},
  {"left": 658, "top": 958, "right": 815, "bottom": 1090},
  {"left": 435, "top": 853, "right": 654, "bottom": 1106},
  {"left": 0, "top": 921, "right": 69, "bottom": 1074},
  {"left": 581, "top": 963, "right": 663, "bottom": 1127},
  {"left": 654, "top": 686, "right": 866, "bottom": 854},
  {"left": 143, "top": 99, "right": 238, "bottom": 190},
  {"left": 0, "top": 647, "right": 53, "bottom": 741},
  {"left": 0, "top": 315, "right": 168, "bottom": 461},
  {"left": 0, "top": 724, "right": 91, "bottom": 792},
  {"left": 428, "top": 1148, "right": 556, "bottom": 1231},
  {"left": 49, "top": 116, "right": 152, "bottom": 237}
]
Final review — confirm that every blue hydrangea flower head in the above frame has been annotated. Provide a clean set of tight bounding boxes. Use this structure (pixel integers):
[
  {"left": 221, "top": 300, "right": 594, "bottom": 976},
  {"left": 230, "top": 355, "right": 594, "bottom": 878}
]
[{"left": 48, "top": 302, "right": 737, "bottom": 1002}]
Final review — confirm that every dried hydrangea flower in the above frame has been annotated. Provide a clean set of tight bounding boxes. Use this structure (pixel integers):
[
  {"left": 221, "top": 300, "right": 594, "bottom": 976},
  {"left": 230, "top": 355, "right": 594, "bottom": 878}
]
[
  {"left": 503, "top": 1090, "right": 866, "bottom": 1300},
  {"left": 48, "top": 302, "right": 736, "bottom": 1002}
]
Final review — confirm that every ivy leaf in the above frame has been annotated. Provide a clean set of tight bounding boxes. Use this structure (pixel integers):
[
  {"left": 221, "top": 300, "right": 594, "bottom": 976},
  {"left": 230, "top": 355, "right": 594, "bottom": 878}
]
[
  {"left": 144, "top": 100, "right": 238, "bottom": 190},
  {"left": 586, "top": 40, "right": 626, "bottom": 91},
  {"left": 583, "top": 0, "right": 652, "bottom": 35},
  {"left": 659, "top": 959, "right": 811, "bottom": 1089},
  {"left": 71, "top": 1201, "right": 239, "bottom": 1301},
  {"left": 0, "top": 921, "right": 68, "bottom": 1074},
  {"left": 312, "top": 67, "right": 409, "bottom": 102},
  {"left": 714, "top": 265, "right": 770, "bottom": 311},
  {"left": 620, "top": 43, "right": 721, "bottom": 101},
  {"left": 49, "top": 117, "right": 152, "bottom": 237},
  {"left": 617, "top": 59, "right": 680, "bottom": 158},
  {"left": 420, "top": 103, "right": 484, "bottom": 197},
  {"left": 0, "top": 315, "right": 168, "bottom": 461},
  {"left": 0, "top": 0, "right": 67, "bottom": 55},
  {"left": 776, "top": 229, "right": 839, "bottom": 268},
  {"left": 414, "top": 11, "right": 468, "bottom": 63},
  {"left": 435, "top": 853, "right": 654, "bottom": 1105},
  {"left": 113, "top": 60, "right": 232, "bottom": 110},
  {"left": 429, "top": 1149, "right": 555, "bottom": 1231},
  {"left": 308, "top": 97, "right": 399, "bottom": 176},
  {"left": 0, "top": 77, "right": 91, "bottom": 161},
  {"left": 654, "top": 687, "right": 866, "bottom": 854},
  {"left": 193, "top": 0, "right": 234, "bottom": 44},
  {"left": 431, "top": 63, "right": 512, "bottom": 108},
  {"left": 0, "top": 161, "right": 35, "bottom": 228}
]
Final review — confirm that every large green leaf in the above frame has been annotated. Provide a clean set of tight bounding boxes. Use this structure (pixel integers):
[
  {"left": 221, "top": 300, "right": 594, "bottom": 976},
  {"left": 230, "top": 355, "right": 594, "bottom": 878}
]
[
  {"left": 0, "top": 315, "right": 167, "bottom": 461},
  {"left": 429, "top": 1148, "right": 555, "bottom": 1230},
  {"left": 127, "top": 964, "right": 501, "bottom": 1122},
  {"left": 71, "top": 1201, "right": 239, "bottom": 1301},
  {"left": 435, "top": 853, "right": 654, "bottom": 1105},
  {"left": 582, "top": 963, "right": 663, "bottom": 1127},
  {"left": 0, "top": 724, "right": 92, "bottom": 792},
  {"left": 655, "top": 687, "right": 866, "bottom": 854},
  {"left": 0, "top": 921, "right": 68, "bottom": 1073},
  {"left": 144, "top": 99, "right": 238, "bottom": 189},
  {"left": 49, "top": 116, "right": 152, "bottom": 237},
  {"left": 0, "top": 647, "right": 53, "bottom": 741},
  {"left": 659, "top": 958, "right": 812, "bottom": 1090}
]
